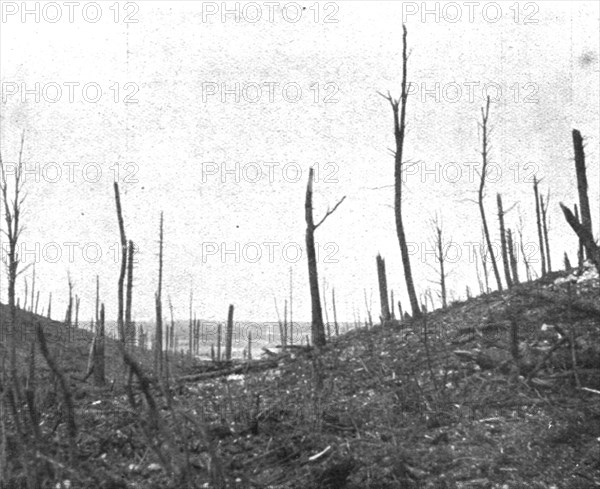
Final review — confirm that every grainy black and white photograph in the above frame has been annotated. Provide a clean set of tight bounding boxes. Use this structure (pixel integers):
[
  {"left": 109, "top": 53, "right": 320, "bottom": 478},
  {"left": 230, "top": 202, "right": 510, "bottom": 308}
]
[{"left": 0, "top": 1, "right": 599, "bottom": 487}]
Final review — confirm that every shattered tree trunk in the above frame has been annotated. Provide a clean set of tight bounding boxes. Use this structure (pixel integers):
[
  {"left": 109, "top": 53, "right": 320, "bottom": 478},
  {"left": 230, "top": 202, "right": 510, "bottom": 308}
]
[
  {"left": 332, "top": 288, "right": 339, "bottom": 336},
  {"left": 0, "top": 132, "right": 25, "bottom": 380},
  {"left": 540, "top": 195, "right": 552, "bottom": 272},
  {"left": 217, "top": 323, "right": 222, "bottom": 362},
  {"left": 560, "top": 204, "right": 600, "bottom": 275},
  {"left": 432, "top": 220, "right": 447, "bottom": 308},
  {"left": 574, "top": 205, "right": 584, "bottom": 272},
  {"left": 225, "top": 304, "right": 234, "bottom": 361},
  {"left": 154, "top": 212, "right": 164, "bottom": 376},
  {"left": 304, "top": 167, "right": 345, "bottom": 347},
  {"left": 188, "top": 289, "right": 193, "bottom": 357},
  {"left": 478, "top": 98, "right": 503, "bottom": 292},
  {"left": 533, "top": 177, "right": 547, "bottom": 277},
  {"left": 572, "top": 130, "right": 593, "bottom": 249},
  {"left": 305, "top": 167, "right": 326, "bottom": 347},
  {"left": 507, "top": 228, "right": 519, "bottom": 284},
  {"left": 114, "top": 182, "right": 128, "bottom": 343},
  {"left": 125, "top": 240, "right": 135, "bottom": 348},
  {"left": 94, "top": 303, "right": 106, "bottom": 386},
  {"left": 384, "top": 25, "right": 421, "bottom": 318},
  {"left": 376, "top": 254, "right": 391, "bottom": 324},
  {"left": 497, "top": 194, "right": 513, "bottom": 288}
]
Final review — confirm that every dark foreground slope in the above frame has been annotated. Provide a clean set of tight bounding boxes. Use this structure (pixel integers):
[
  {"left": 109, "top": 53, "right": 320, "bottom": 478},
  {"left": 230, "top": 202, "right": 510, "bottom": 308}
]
[{"left": 1, "top": 268, "right": 599, "bottom": 488}]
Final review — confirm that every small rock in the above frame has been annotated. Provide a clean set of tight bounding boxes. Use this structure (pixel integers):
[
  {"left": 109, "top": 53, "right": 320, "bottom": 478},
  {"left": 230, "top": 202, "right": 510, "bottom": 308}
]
[{"left": 147, "top": 463, "right": 162, "bottom": 472}]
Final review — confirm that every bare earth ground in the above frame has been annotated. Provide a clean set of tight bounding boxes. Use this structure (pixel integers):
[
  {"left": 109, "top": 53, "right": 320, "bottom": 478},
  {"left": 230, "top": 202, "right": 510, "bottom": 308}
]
[{"left": 1, "top": 269, "right": 599, "bottom": 488}]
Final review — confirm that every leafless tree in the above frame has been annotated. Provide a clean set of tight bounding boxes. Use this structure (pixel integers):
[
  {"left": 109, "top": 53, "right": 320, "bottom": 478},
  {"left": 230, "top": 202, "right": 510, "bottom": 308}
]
[
  {"left": 540, "top": 192, "right": 551, "bottom": 272},
  {"left": 322, "top": 278, "right": 331, "bottom": 339},
  {"left": 477, "top": 97, "right": 502, "bottom": 291},
  {"left": 533, "top": 176, "right": 546, "bottom": 277},
  {"left": 0, "top": 131, "right": 26, "bottom": 377},
  {"left": 517, "top": 209, "right": 533, "bottom": 282},
  {"left": 426, "top": 215, "right": 448, "bottom": 308},
  {"left": 225, "top": 304, "right": 234, "bottom": 361},
  {"left": 574, "top": 204, "right": 584, "bottom": 271},
  {"left": 507, "top": 228, "right": 519, "bottom": 284},
  {"left": 125, "top": 240, "right": 135, "bottom": 347},
  {"left": 114, "top": 182, "right": 128, "bottom": 342},
  {"left": 332, "top": 287, "right": 339, "bottom": 336},
  {"left": 380, "top": 25, "right": 421, "bottom": 318},
  {"left": 289, "top": 267, "right": 294, "bottom": 346},
  {"left": 560, "top": 204, "right": 600, "bottom": 274},
  {"left": 376, "top": 254, "right": 392, "bottom": 322},
  {"left": 305, "top": 167, "right": 345, "bottom": 347},
  {"left": 572, "top": 129, "right": 593, "bottom": 246},
  {"left": 363, "top": 288, "right": 373, "bottom": 329},
  {"left": 154, "top": 212, "right": 164, "bottom": 376},
  {"left": 497, "top": 194, "right": 513, "bottom": 288}
]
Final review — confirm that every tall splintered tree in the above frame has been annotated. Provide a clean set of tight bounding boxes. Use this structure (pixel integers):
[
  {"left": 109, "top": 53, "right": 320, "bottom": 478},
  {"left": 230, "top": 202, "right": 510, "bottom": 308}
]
[
  {"left": 125, "top": 240, "right": 135, "bottom": 347},
  {"left": 0, "top": 131, "right": 26, "bottom": 378},
  {"left": 427, "top": 215, "right": 448, "bottom": 308},
  {"left": 497, "top": 194, "right": 513, "bottom": 288},
  {"left": 572, "top": 130, "right": 593, "bottom": 245},
  {"left": 305, "top": 167, "right": 345, "bottom": 347},
  {"left": 114, "top": 182, "right": 128, "bottom": 342},
  {"left": 477, "top": 97, "right": 502, "bottom": 291},
  {"left": 154, "top": 212, "right": 164, "bottom": 375},
  {"left": 376, "top": 254, "right": 391, "bottom": 323},
  {"left": 533, "top": 177, "right": 546, "bottom": 276},
  {"left": 540, "top": 192, "right": 551, "bottom": 272},
  {"left": 380, "top": 25, "right": 421, "bottom": 318}
]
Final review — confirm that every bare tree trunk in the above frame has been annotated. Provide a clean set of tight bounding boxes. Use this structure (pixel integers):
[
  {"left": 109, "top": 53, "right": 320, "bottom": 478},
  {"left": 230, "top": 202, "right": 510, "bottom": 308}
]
[
  {"left": 75, "top": 295, "right": 80, "bottom": 330},
  {"left": 305, "top": 167, "right": 345, "bottom": 347},
  {"left": 247, "top": 331, "right": 252, "bottom": 361},
  {"left": 322, "top": 278, "right": 331, "bottom": 339},
  {"left": 168, "top": 297, "right": 175, "bottom": 355},
  {"left": 478, "top": 98, "right": 502, "bottom": 291},
  {"left": 574, "top": 204, "right": 584, "bottom": 272},
  {"left": 363, "top": 289, "right": 373, "bottom": 329},
  {"left": 332, "top": 288, "right": 339, "bottom": 336},
  {"left": 540, "top": 193, "right": 552, "bottom": 272},
  {"left": 217, "top": 323, "right": 222, "bottom": 362},
  {"left": 474, "top": 247, "right": 484, "bottom": 295},
  {"left": 114, "top": 182, "right": 128, "bottom": 343},
  {"left": 30, "top": 263, "right": 35, "bottom": 313},
  {"left": 154, "top": 212, "right": 164, "bottom": 376},
  {"left": 533, "top": 177, "right": 547, "bottom": 277},
  {"left": 507, "top": 228, "right": 519, "bottom": 284},
  {"left": 0, "top": 132, "right": 26, "bottom": 378},
  {"left": 564, "top": 252, "right": 572, "bottom": 271},
  {"left": 188, "top": 289, "right": 193, "bottom": 357},
  {"left": 225, "top": 304, "right": 234, "bottom": 361},
  {"left": 560, "top": 203, "right": 600, "bottom": 274},
  {"left": 125, "top": 240, "right": 135, "bottom": 348},
  {"left": 289, "top": 267, "right": 294, "bottom": 346},
  {"left": 282, "top": 299, "right": 288, "bottom": 347},
  {"left": 94, "top": 302, "right": 105, "bottom": 386},
  {"left": 376, "top": 254, "right": 391, "bottom": 323},
  {"left": 65, "top": 276, "right": 73, "bottom": 343},
  {"left": 430, "top": 217, "right": 448, "bottom": 308},
  {"left": 497, "top": 194, "right": 513, "bottom": 288},
  {"left": 47, "top": 293, "right": 52, "bottom": 319},
  {"left": 382, "top": 25, "right": 421, "bottom": 318},
  {"left": 35, "top": 290, "right": 39, "bottom": 315},
  {"left": 572, "top": 130, "right": 593, "bottom": 247},
  {"left": 517, "top": 214, "right": 532, "bottom": 281}
]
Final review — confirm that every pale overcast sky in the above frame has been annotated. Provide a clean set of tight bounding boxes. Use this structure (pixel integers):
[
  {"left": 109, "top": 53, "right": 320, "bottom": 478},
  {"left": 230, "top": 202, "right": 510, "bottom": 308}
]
[{"left": 1, "top": 1, "right": 598, "bottom": 324}]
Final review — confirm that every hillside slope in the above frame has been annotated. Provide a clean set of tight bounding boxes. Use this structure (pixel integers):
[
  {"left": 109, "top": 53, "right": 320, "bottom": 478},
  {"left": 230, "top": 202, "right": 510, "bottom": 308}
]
[{"left": 1, "top": 267, "right": 599, "bottom": 488}]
